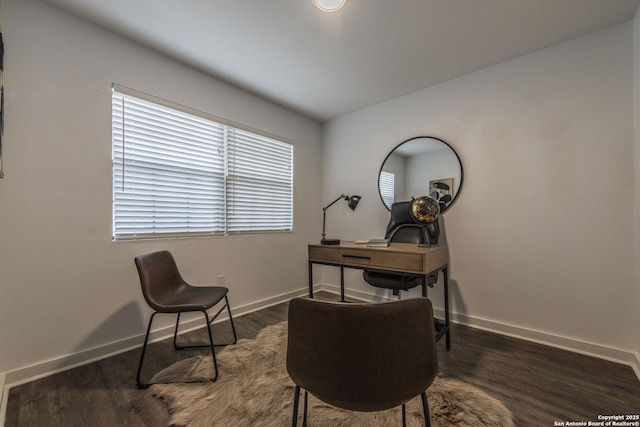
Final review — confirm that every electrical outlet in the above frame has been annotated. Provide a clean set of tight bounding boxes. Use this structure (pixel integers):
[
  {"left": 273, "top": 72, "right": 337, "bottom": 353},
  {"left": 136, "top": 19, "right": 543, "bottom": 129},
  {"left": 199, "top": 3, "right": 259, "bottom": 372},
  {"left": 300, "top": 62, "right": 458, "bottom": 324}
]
[{"left": 216, "top": 274, "right": 226, "bottom": 286}]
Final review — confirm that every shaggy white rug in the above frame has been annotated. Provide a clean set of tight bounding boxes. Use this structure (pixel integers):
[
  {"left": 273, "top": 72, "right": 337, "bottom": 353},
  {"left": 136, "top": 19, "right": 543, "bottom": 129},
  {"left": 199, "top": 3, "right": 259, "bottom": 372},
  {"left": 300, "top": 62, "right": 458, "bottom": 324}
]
[{"left": 150, "top": 322, "right": 514, "bottom": 427}]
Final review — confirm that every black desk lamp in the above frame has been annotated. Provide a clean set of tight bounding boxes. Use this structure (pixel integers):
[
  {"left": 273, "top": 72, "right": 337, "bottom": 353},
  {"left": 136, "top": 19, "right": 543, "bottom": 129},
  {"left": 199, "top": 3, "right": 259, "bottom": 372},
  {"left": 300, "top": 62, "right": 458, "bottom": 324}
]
[{"left": 321, "top": 194, "right": 361, "bottom": 245}]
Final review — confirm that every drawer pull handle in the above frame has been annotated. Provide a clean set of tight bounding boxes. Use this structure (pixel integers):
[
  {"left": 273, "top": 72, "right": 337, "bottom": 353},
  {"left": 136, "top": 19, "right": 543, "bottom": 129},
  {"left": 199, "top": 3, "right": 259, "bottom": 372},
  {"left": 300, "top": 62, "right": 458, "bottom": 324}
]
[{"left": 343, "top": 255, "right": 371, "bottom": 260}]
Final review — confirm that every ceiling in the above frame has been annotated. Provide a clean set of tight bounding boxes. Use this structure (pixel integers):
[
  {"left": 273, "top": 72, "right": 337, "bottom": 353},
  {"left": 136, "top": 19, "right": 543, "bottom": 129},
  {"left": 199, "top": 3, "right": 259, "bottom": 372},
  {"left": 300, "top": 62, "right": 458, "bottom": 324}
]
[{"left": 40, "top": 0, "right": 640, "bottom": 122}]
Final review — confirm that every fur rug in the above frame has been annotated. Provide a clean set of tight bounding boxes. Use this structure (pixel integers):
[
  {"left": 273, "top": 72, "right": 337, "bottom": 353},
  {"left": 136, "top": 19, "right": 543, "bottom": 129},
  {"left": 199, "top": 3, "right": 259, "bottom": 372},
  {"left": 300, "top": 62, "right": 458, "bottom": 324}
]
[{"left": 151, "top": 322, "right": 513, "bottom": 426}]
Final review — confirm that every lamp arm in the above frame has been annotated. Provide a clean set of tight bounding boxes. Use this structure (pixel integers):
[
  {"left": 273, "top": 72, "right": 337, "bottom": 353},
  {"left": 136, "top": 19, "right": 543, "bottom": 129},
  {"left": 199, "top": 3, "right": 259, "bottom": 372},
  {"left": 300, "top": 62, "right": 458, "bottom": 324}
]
[
  {"left": 322, "top": 194, "right": 346, "bottom": 239},
  {"left": 322, "top": 194, "right": 347, "bottom": 212},
  {"left": 322, "top": 209, "right": 327, "bottom": 239}
]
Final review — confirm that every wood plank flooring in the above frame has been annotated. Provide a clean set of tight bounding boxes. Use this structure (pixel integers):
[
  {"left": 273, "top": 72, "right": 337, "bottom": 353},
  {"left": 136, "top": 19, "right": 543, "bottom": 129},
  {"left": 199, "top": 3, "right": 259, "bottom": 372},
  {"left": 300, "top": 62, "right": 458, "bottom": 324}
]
[{"left": 5, "top": 292, "right": 640, "bottom": 426}]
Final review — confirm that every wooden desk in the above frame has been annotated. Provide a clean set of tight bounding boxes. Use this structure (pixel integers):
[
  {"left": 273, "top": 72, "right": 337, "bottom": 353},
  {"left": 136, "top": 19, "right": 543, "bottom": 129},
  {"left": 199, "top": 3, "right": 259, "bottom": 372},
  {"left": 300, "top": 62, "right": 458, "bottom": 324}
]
[{"left": 308, "top": 242, "right": 451, "bottom": 348}]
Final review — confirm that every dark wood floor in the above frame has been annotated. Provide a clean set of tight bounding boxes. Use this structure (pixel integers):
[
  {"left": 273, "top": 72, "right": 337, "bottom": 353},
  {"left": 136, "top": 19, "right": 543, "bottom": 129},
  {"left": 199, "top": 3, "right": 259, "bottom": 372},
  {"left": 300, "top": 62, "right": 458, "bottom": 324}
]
[{"left": 5, "top": 292, "right": 640, "bottom": 426}]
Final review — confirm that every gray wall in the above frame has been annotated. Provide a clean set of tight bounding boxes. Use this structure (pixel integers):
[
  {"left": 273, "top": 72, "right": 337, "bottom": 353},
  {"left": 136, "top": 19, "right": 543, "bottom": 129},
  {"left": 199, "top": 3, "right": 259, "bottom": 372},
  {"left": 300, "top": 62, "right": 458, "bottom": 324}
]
[
  {"left": 0, "top": 0, "right": 322, "bottom": 380},
  {"left": 321, "top": 22, "right": 639, "bottom": 368}
]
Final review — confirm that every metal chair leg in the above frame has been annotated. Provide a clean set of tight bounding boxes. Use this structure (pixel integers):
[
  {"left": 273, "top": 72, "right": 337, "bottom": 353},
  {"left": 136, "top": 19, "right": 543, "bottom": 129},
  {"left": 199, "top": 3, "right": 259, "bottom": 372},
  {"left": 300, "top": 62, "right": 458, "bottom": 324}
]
[
  {"left": 136, "top": 312, "right": 158, "bottom": 389},
  {"left": 206, "top": 295, "right": 237, "bottom": 344},
  {"left": 421, "top": 391, "right": 431, "bottom": 427},
  {"left": 174, "top": 296, "right": 237, "bottom": 349},
  {"left": 402, "top": 403, "right": 407, "bottom": 427},
  {"left": 292, "top": 385, "right": 300, "bottom": 427},
  {"left": 303, "top": 390, "right": 308, "bottom": 427},
  {"left": 202, "top": 310, "right": 219, "bottom": 383},
  {"left": 223, "top": 295, "right": 238, "bottom": 345},
  {"left": 173, "top": 312, "right": 182, "bottom": 350},
  {"left": 137, "top": 310, "right": 220, "bottom": 388}
]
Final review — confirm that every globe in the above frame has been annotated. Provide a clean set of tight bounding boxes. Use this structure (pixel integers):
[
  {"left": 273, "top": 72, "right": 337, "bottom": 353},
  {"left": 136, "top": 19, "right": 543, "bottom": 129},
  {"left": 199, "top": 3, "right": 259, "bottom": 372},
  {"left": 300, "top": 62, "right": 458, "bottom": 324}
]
[{"left": 410, "top": 196, "right": 440, "bottom": 223}]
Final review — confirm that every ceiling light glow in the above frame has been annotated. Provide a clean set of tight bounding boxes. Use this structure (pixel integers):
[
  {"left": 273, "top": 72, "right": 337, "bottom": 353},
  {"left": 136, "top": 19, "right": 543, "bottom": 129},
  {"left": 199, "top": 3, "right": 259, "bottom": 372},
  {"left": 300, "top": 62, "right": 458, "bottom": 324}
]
[{"left": 314, "top": 0, "right": 347, "bottom": 13}]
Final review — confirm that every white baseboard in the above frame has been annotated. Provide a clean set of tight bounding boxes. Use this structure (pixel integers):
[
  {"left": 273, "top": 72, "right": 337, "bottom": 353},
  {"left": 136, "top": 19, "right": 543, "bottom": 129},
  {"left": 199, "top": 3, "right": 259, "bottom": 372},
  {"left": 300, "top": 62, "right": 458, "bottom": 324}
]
[
  {"left": 2, "top": 288, "right": 307, "bottom": 391},
  {"left": 0, "top": 288, "right": 307, "bottom": 427},
  {"left": 632, "top": 352, "right": 640, "bottom": 380},
  {"left": 451, "top": 311, "right": 640, "bottom": 370},
  {"left": 320, "top": 284, "right": 640, "bottom": 381}
]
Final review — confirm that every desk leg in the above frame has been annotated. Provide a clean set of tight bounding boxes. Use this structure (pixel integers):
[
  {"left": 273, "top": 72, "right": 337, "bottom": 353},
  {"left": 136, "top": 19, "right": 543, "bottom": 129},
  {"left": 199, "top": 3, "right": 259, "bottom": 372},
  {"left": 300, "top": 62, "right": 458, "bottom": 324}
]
[
  {"left": 308, "top": 261, "right": 314, "bottom": 299},
  {"left": 340, "top": 266, "right": 345, "bottom": 302},
  {"left": 443, "top": 266, "right": 450, "bottom": 350}
]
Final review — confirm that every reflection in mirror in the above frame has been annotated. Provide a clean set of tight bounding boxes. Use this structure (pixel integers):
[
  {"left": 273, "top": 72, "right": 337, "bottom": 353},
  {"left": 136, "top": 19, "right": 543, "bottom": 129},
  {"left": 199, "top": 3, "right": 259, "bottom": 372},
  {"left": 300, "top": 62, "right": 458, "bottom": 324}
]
[{"left": 378, "top": 136, "right": 463, "bottom": 214}]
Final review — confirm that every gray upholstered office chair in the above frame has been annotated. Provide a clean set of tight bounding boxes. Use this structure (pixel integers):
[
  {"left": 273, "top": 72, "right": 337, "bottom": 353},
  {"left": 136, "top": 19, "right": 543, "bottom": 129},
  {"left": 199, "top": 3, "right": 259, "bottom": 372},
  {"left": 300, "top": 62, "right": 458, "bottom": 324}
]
[
  {"left": 363, "top": 200, "right": 439, "bottom": 296},
  {"left": 134, "top": 250, "right": 237, "bottom": 389},
  {"left": 286, "top": 297, "right": 438, "bottom": 427}
]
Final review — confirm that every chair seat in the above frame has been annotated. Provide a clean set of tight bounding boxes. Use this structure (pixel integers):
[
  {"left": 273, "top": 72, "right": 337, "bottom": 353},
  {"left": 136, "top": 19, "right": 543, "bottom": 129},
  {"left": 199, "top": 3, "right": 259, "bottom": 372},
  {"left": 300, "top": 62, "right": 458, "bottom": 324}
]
[
  {"left": 362, "top": 271, "right": 422, "bottom": 291},
  {"left": 157, "top": 285, "right": 229, "bottom": 313}
]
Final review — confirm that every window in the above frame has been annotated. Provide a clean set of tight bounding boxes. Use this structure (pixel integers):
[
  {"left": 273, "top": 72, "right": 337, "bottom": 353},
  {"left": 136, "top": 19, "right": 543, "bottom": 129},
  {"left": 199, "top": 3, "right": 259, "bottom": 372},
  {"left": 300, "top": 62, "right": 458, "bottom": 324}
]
[
  {"left": 379, "top": 170, "right": 395, "bottom": 209},
  {"left": 112, "top": 86, "right": 293, "bottom": 240}
]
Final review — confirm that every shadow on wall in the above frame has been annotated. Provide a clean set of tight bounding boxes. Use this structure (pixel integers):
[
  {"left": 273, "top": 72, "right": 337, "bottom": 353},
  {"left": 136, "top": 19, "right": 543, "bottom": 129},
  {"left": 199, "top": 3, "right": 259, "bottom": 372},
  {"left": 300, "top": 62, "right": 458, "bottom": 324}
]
[{"left": 67, "top": 300, "right": 147, "bottom": 378}]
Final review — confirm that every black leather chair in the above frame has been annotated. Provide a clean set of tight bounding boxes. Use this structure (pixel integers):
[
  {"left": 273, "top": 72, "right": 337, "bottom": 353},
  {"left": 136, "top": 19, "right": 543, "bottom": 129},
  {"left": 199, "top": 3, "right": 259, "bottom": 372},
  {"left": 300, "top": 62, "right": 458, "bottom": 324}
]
[
  {"left": 134, "top": 250, "right": 237, "bottom": 388},
  {"left": 286, "top": 297, "right": 438, "bottom": 427},
  {"left": 363, "top": 201, "right": 439, "bottom": 296}
]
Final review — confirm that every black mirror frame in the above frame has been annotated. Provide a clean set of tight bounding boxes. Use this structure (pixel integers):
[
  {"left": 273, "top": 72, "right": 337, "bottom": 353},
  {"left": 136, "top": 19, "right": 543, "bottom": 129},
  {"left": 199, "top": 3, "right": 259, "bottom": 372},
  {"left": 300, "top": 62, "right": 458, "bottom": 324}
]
[{"left": 377, "top": 136, "right": 464, "bottom": 214}]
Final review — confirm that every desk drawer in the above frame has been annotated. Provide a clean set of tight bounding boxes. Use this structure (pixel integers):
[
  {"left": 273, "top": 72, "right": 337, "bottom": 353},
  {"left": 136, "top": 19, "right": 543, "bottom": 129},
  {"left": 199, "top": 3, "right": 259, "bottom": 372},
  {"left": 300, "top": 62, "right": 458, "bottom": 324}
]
[{"left": 309, "top": 246, "right": 424, "bottom": 273}]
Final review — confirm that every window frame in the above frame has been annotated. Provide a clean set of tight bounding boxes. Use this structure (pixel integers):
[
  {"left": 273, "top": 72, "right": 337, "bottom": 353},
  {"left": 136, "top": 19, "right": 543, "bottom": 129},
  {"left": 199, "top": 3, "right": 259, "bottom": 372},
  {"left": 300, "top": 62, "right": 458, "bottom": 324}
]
[{"left": 111, "top": 84, "right": 294, "bottom": 241}]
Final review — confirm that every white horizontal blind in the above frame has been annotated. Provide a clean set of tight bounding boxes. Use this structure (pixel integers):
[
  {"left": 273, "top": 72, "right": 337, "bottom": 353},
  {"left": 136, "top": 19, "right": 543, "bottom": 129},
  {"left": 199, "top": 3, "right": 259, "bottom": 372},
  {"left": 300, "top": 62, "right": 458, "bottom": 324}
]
[
  {"left": 227, "top": 128, "right": 293, "bottom": 232},
  {"left": 112, "top": 88, "right": 293, "bottom": 240},
  {"left": 379, "top": 170, "right": 395, "bottom": 209}
]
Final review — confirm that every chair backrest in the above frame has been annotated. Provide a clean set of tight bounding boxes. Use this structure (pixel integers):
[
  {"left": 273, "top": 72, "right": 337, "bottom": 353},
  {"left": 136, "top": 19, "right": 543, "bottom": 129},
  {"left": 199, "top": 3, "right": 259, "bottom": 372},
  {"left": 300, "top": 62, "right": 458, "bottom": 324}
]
[
  {"left": 385, "top": 201, "right": 439, "bottom": 246},
  {"left": 134, "top": 250, "right": 187, "bottom": 312},
  {"left": 286, "top": 297, "right": 438, "bottom": 412}
]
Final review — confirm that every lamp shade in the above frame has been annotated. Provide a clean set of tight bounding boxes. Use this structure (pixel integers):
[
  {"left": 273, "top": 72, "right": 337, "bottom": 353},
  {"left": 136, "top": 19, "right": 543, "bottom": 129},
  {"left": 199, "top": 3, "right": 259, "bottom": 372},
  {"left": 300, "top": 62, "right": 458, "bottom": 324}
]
[{"left": 347, "top": 195, "right": 361, "bottom": 211}]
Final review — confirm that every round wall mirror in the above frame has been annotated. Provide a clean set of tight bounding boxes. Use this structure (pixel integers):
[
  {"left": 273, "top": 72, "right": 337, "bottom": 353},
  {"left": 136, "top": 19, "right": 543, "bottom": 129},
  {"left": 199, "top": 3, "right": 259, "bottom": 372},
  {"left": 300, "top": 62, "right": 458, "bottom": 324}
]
[{"left": 378, "top": 136, "right": 463, "bottom": 214}]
